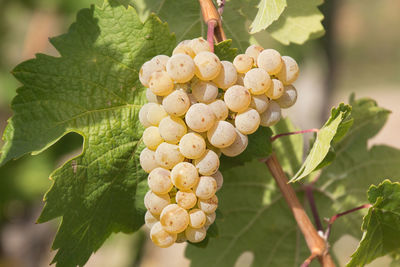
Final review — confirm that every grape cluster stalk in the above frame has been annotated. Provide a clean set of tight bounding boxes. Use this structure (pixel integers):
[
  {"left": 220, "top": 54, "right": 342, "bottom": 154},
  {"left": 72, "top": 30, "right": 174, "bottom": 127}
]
[{"left": 138, "top": 37, "right": 299, "bottom": 247}]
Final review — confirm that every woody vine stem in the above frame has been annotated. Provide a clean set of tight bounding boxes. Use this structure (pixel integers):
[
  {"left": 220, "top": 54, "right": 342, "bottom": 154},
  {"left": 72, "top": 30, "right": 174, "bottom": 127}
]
[{"left": 198, "top": 0, "right": 334, "bottom": 266}]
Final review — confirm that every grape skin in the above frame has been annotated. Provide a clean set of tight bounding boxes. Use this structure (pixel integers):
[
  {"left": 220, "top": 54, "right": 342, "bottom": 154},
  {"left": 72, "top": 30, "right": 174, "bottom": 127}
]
[
  {"left": 185, "top": 226, "right": 207, "bottom": 243},
  {"left": 188, "top": 209, "right": 207, "bottom": 228},
  {"left": 173, "top": 42, "right": 195, "bottom": 58},
  {"left": 155, "top": 142, "right": 185, "bottom": 169},
  {"left": 204, "top": 212, "right": 216, "bottom": 226},
  {"left": 144, "top": 191, "right": 171, "bottom": 215},
  {"left": 145, "top": 210, "right": 159, "bottom": 229},
  {"left": 276, "top": 85, "right": 297, "bottom": 108},
  {"left": 235, "top": 108, "right": 261, "bottom": 135},
  {"left": 194, "top": 149, "right": 220, "bottom": 175},
  {"left": 266, "top": 79, "right": 285, "bottom": 100},
  {"left": 250, "top": 94, "right": 270, "bottom": 114},
  {"left": 260, "top": 101, "right": 282, "bottom": 127},
  {"left": 146, "top": 88, "right": 163, "bottom": 104},
  {"left": 185, "top": 103, "right": 216, "bottom": 133},
  {"left": 158, "top": 116, "right": 187, "bottom": 144},
  {"left": 212, "top": 61, "right": 237, "bottom": 90},
  {"left": 166, "top": 54, "right": 195, "bottom": 83},
  {"left": 150, "top": 222, "right": 177, "bottom": 248},
  {"left": 175, "top": 190, "right": 197, "bottom": 209},
  {"left": 146, "top": 103, "right": 168, "bottom": 126},
  {"left": 148, "top": 167, "right": 173, "bottom": 194},
  {"left": 211, "top": 171, "right": 223, "bottom": 191},
  {"left": 160, "top": 204, "right": 190, "bottom": 234},
  {"left": 189, "top": 37, "right": 210, "bottom": 55},
  {"left": 208, "top": 99, "right": 229, "bottom": 121},
  {"left": 191, "top": 81, "right": 219, "bottom": 104},
  {"left": 276, "top": 56, "right": 299, "bottom": 85},
  {"left": 245, "top": 44, "right": 264, "bottom": 64},
  {"left": 223, "top": 85, "right": 251, "bottom": 113},
  {"left": 151, "top": 55, "right": 169, "bottom": 70},
  {"left": 244, "top": 68, "right": 271, "bottom": 95},
  {"left": 162, "top": 89, "right": 190, "bottom": 117},
  {"left": 143, "top": 126, "right": 164, "bottom": 150},
  {"left": 139, "top": 103, "right": 153, "bottom": 128},
  {"left": 221, "top": 128, "right": 248, "bottom": 157},
  {"left": 257, "top": 49, "right": 283, "bottom": 75},
  {"left": 171, "top": 162, "right": 199, "bottom": 190},
  {"left": 207, "top": 120, "right": 237, "bottom": 148},
  {"left": 139, "top": 60, "right": 164, "bottom": 87},
  {"left": 140, "top": 148, "right": 160, "bottom": 173},
  {"left": 149, "top": 70, "right": 174, "bottom": 96},
  {"left": 194, "top": 51, "right": 221, "bottom": 80},
  {"left": 193, "top": 176, "right": 217, "bottom": 199},
  {"left": 198, "top": 195, "right": 218, "bottom": 214},
  {"left": 179, "top": 132, "right": 206, "bottom": 159},
  {"left": 233, "top": 54, "right": 253, "bottom": 73}
]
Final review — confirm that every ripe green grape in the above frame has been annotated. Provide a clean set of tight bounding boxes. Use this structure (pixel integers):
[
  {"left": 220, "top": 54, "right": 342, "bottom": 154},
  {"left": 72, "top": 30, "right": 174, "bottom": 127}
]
[
  {"left": 193, "top": 176, "right": 217, "bottom": 199},
  {"left": 208, "top": 99, "right": 229, "bottom": 121},
  {"left": 146, "top": 103, "right": 168, "bottom": 126},
  {"left": 149, "top": 70, "right": 174, "bottom": 96},
  {"left": 143, "top": 126, "right": 164, "bottom": 150},
  {"left": 244, "top": 68, "right": 271, "bottom": 95},
  {"left": 212, "top": 61, "right": 237, "bottom": 89},
  {"left": 140, "top": 148, "right": 160, "bottom": 173},
  {"left": 188, "top": 209, "right": 207, "bottom": 228},
  {"left": 192, "top": 81, "right": 219, "bottom": 104},
  {"left": 245, "top": 44, "right": 264, "bottom": 64},
  {"left": 158, "top": 116, "right": 187, "bottom": 144},
  {"left": 150, "top": 222, "right": 177, "bottom": 248},
  {"left": 194, "top": 51, "right": 221, "bottom": 80},
  {"left": 276, "top": 56, "right": 299, "bottom": 85},
  {"left": 193, "top": 149, "right": 220, "bottom": 175},
  {"left": 144, "top": 190, "right": 171, "bottom": 215},
  {"left": 139, "top": 103, "right": 153, "bottom": 128},
  {"left": 173, "top": 41, "right": 195, "bottom": 58},
  {"left": 257, "top": 49, "right": 283, "bottom": 75},
  {"left": 175, "top": 190, "right": 197, "bottom": 209},
  {"left": 171, "top": 162, "right": 199, "bottom": 190},
  {"left": 221, "top": 128, "right": 248, "bottom": 157},
  {"left": 266, "top": 79, "right": 284, "bottom": 100},
  {"left": 179, "top": 132, "right": 206, "bottom": 159},
  {"left": 260, "top": 101, "right": 282, "bottom": 127},
  {"left": 145, "top": 210, "right": 159, "bottom": 229},
  {"left": 166, "top": 54, "right": 195, "bottom": 83},
  {"left": 155, "top": 142, "right": 185, "bottom": 169},
  {"left": 162, "top": 89, "right": 190, "bottom": 117},
  {"left": 276, "top": 85, "right": 297, "bottom": 108},
  {"left": 197, "top": 195, "right": 218, "bottom": 214},
  {"left": 151, "top": 55, "right": 169, "bottom": 70},
  {"left": 223, "top": 85, "right": 251, "bottom": 113},
  {"left": 233, "top": 54, "right": 253, "bottom": 73},
  {"left": 235, "top": 108, "right": 261, "bottom": 135},
  {"left": 250, "top": 94, "right": 270, "bottom": 114},
  {"left": 160, "top": 204, "right": 189, "bottom": 234},
  {"left": 139, "top": 60, "right": 164, "bottom": 87},
  {"left": 148, "top": 167, "right": 173, "bottom": 194},
  {"left": 185, "top": 226, "right": 207, "bottom": 243},
  {"left": 207, "top": 120, "right": 237, "bottom": 148},
  {"left": 185, "top": 103, "right": 216, "bottom": 132},
  {"left": 190, "top": 37, "right": 210, "bottom": 55}
]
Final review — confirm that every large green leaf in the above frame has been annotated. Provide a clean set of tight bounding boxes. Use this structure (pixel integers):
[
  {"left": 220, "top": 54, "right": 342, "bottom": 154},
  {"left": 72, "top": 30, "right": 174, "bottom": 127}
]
[
  {"left": 347, "top": 180, "right": 400, "bottom": 267},
  {"left": 267, "top": 0, "right": 325, "bottom": 45},
  {"left": 290, "top": 103, "right": 352, "bottom": 182},
  {"left": 249, "top": 0, "right": 287, "bottom": 34},
  {"left": 1, "top": 1, "right": 175, "bottom": 266}
]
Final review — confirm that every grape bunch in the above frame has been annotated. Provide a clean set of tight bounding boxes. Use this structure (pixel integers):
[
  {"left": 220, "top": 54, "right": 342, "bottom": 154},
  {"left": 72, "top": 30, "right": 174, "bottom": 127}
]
[{"left": 138, "top": 37, "right": 299, "bottom": 248}]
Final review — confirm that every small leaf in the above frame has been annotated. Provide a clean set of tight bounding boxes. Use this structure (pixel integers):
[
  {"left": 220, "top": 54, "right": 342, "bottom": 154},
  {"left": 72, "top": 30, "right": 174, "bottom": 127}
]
[
  {"left": 214, "top": 40, "right": 238, "bottom": 62},
  {"left": 250, "top": 0, "right": 287, "bottom": 34},
  {"left": 267, "top": 0, "right": 325, "bottom": 45},
  {"left": 290, "top": 103, "right": 352, "bottom": 182},
  {"left": 347, "top": 180, "right": 400, "bottom": 267}
]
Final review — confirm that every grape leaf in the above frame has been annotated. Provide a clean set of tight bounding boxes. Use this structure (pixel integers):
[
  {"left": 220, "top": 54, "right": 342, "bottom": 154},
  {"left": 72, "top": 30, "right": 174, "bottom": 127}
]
[
  {"left": 290, "top": 103, "right": 352, "bottom": 182},
  {"left": 267, "top": 0, "right": 325, "bottom": 45},
  {"left": 347, "top": 180, "right": 400, "bottom": 267},
  {"left": 214, "top": 40, "right": 238, "bottom": 62},
  {"left": 249, "top": 0, "right": 287, "bottom": 34},
  {"left": 0, "top": 1, "right": 176, "bottom": 266}
]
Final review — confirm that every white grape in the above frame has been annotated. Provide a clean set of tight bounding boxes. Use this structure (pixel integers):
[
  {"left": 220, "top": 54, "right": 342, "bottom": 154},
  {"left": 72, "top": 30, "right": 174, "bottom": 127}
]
[
  {"left": 192, "top": 81, "right": 218, "bottom": 104},
  {"left": 223, "top": 85, "right": 251, "bottom": 113},
  {"left": 185, "top": 226, "right": 207, "bottom": 243},
  {"left": 185, "top": 103, "right": 216, "bottom": 132},
  {"left": 149, "top": 70, "right": 174, "bottom": 96},
  {"left": 193, "top": 176, "right": 217, "bottom": 199},
  {"left": 179, "top": 132, "right": 206, "bottom": 159},
  {"left": 207, "top": 120, "right": 237, "bottom": 148},
  {"left": 144, "top": 190, "right": 171, "bottom": 215},
  {"left": 245, "top": 44, "right": 264, "bottom": 64},
  {"left": 162, "top": 89, "right": 190, "bottom": 117},
  {"left": 204, "top": 212, "right": 216, "bottom": 226},
  {"left": 276, "top": 85, "right": 297, "bottom": 108},
  {"left": 143, "top": 126, "right": 164, "bottom": 150},
  {"left": 190, "top": 37, "right": 210, "bottom": 54},
  {"left": 145, "top": 210, "right": 159, "bottom": 229},
  {"left": 146, "top": 103, "right": 167, "bottom": 126},
  {"left": 175, "top": 83, "right": 189, "bottom": 91},
  {"left": 235, "top": 108, "right": 260, "bottom": 135},
  {"left": 140, "top": 148, "right": 160, "bottom": 173},
  {"left": 139, "top": 103, "right": 153, "bottom": 128},
  {"left": 266, "top": 79, "right": 285, "bottom": 99},
  {"left": 173, "top": 42, "right": 195, "bottom": 58},
  {"left": 139, "top": 60, "right": 164, "bottom": 87},
  {"left": 244, "top": 68, "right": 271, "bottom": 95},
  {"left": 208, "top": 99, "right": 229, "bottom": 121},
  {"left": 194, "top": 149, "right": 220, "bottom": 175},
  {"left": 233, "top": 54, "right": 253, "bottom": 73},
  {"left": 166, "top": 54, "right": 195, "bottom": 83},
  {"left": 257, "top": 49, "right": 283, "bottom": 75},
  {"left": 212, "top": 61, "right": 237, "bottom": 90},
  {"left": 250, "top": 94, "right": 270, "bottom": 114},
  {"left": 197, "top": 195, "right": 218, "bottom": 214},
  {"left": 151, "top": 55, "right": 169, "bottom": 70},
  {"left": 158, "top": 116, "right": 187, "bottom": 144},
  {"left": 189, "top": 209, "right": 207, "bottom": 228},
  {"left": 211, "top": 171, "right": 223, "bottom": 191},
  {"left": 276, "top": 56, "right": 299, "bottom": 85},
  {"left": 221, "top": 128, "right": 248, "bottom": 157},
  {"left": 176, "top": 232, "right": 187, "bottom": 243},
  {"left": 160, "top": 204, "right": 189, "bottom": 234},
  {"left": 194, "top": 51, "right": 221, "bottom": 80},
  {"left": 236, "top": 73, "right": 245, "bottom": 86},
  {"left": 188, "top": 93, "right": 198, "bottom": 105},
  {"left": 155, "top": 142, "right": 184, "bottom": 169},
  {"left": 175, "top": 190, "right": 197, "bottom": 209},
  {"left": 260, "top": 101, "right": 282, "bottom": 127},
  {"left": 148, "top": 167, "right": 173, "bottom": 194},
  {"left": 150, "top": 222, "right": 177, "bottom": 248},
  {"left": 171, "top": 162, "right": 199, "bottom": 190},
  {"left": 146, "top": 88, "right": 163, "bottom": 104},
  {"left": 205, "top": 140, "right": 222, "bottom": 158}
]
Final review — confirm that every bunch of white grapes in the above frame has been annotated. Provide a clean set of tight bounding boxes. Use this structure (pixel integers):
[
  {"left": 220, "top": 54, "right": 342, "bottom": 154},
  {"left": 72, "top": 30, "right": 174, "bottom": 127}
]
[{"left": 138, "top": 37, "right": 299, "bottom": 248}]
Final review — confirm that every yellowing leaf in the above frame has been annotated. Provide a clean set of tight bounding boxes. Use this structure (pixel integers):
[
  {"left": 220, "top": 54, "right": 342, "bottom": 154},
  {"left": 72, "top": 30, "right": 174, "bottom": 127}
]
[{"left": 250, "top": 0, "right": 287, "bottom": 33}]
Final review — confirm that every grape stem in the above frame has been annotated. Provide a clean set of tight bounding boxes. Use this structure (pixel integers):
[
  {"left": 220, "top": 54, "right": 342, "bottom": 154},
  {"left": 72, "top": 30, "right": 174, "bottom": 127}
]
[
  {"left": 207, "top": 20, "right": 217, "bottom": 52},
  {"left": 270, "top": 128, "right": 319, "bottom": 142},
  {"left": 324, "top": 204, "right": 372, "bottom": 240},
  {"left": 304, "top": 185, "right": 323, "bottom": 232},
  {"left": 217, "top": 0, "right": 226, "bottom": 15},
  {"left": 264, "top": 153, "right": 335, "bottom": 267}
]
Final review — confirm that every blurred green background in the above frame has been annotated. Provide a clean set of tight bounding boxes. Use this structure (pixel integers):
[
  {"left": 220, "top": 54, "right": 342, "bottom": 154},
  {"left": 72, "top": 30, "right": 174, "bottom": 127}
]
[{"left": 0, "top": 0, "right": 399, "bottom": 266}]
